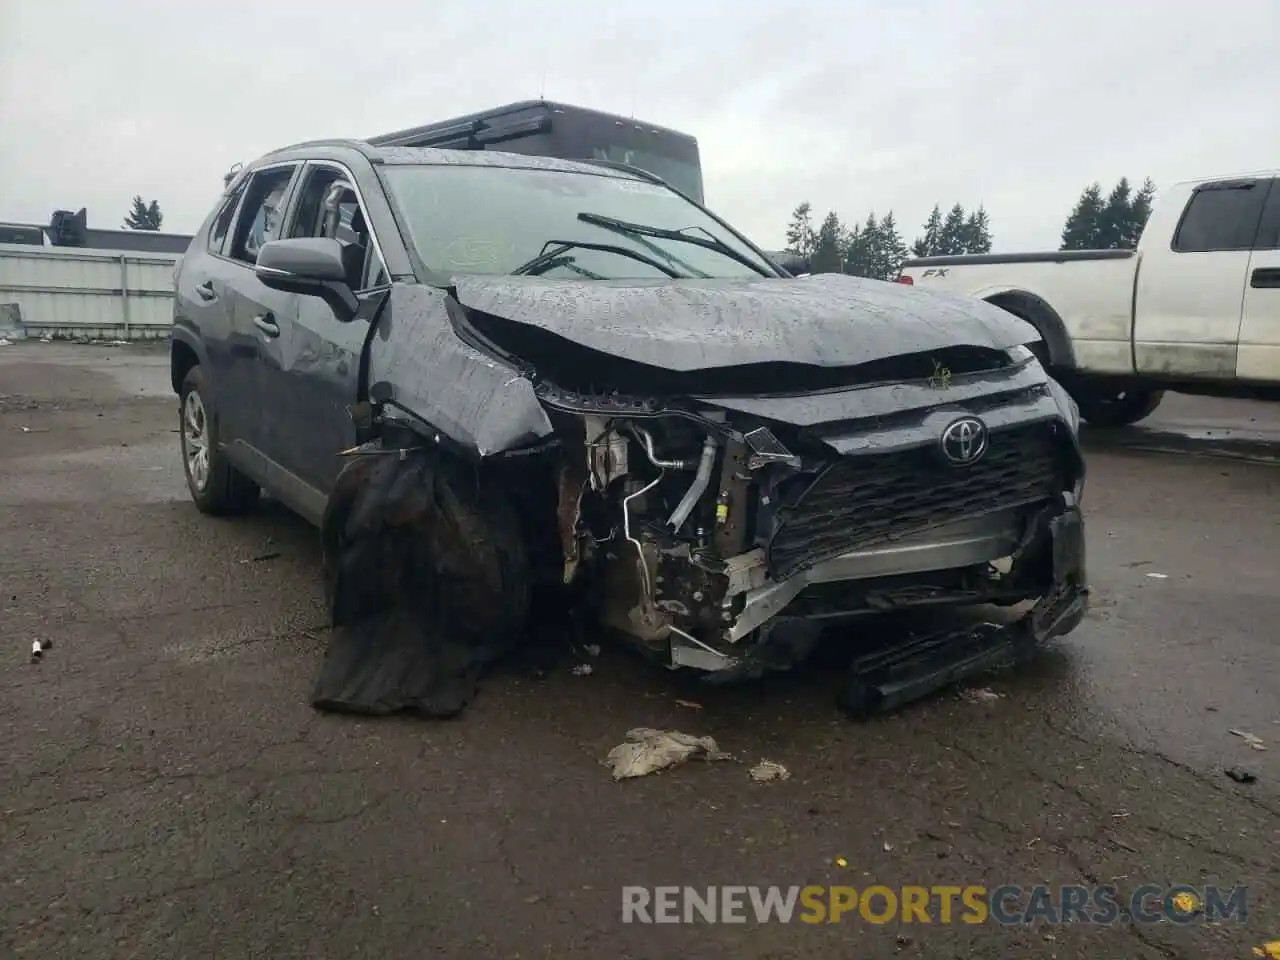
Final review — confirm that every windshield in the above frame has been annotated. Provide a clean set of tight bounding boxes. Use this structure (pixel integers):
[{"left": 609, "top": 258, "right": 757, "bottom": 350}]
[{"left": 381, "top": 164, "right": 772, "bottom": 280}]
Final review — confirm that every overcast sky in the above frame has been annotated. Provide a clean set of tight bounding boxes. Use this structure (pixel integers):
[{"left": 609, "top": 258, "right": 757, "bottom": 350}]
[{"left": 2, "top": 0, "right": 1276, "bottom": 252}]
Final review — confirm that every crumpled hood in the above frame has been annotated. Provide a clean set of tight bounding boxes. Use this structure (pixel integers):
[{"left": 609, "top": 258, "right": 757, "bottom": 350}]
[{"left": 450, "top": 273, "right": 1036, "bottom": 371}]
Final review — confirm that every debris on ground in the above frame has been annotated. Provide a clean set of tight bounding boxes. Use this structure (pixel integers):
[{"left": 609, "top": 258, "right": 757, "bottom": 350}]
[
  {"left": 1252, "top": 940, "right": 1280, "bottom": 959},
  {"left": 1230, "top": 729, "right": 1267, "bottom": 751},
  {"left": 834, "top": 857, "right": 848, "bottom": 868},
  {"left": 605, "top": 727, "right": 731, "bottom": 780},
  {"left": 673, "top": 698, "right": 704, "bottom": 711},
  {"left": 1225, "top": 766, "right": 1258, "bottom": 784},
  {"left": 571, "top": 663, "right": 593, "bottom": 676},
  {"left": 1145, "top": 572, "right": 1169, "bottom": 580},
  {"left": 239, "top": 551, "right": 282, "bottom": 564},
  {"left": 29, "top": 638, "right": 51, "bottom": 662},
  {"left": 958, "top": 686, "right": 1003, "bottom": 703},
  {"left": 749, "top": 760, "right": 790, "bottom": 783},
  {"left": 310, "top": 449, "right": 529, "bottom": 719},
  {"left": 0, "top": 338, "right": 11, "bottom": 347},
  {"left": 1109, "top": 835, "right": 1138, "bottom": 854}
]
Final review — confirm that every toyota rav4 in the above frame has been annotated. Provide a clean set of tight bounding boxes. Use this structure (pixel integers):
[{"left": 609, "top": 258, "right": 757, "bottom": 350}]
[{"left": 171, "top": 140, "right": 1088, "bottom": 712}]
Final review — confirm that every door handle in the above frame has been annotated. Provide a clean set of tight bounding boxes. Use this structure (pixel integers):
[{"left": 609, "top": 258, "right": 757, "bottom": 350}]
[
  {"left": 1250, "top": 267, "right": 1280, "bottom": 289},
  {"left": 194, "top": 281, "right": 217, "bottom": 302},
  {"left": 253, "top": 312, "right": 280, "bottom": 337}
]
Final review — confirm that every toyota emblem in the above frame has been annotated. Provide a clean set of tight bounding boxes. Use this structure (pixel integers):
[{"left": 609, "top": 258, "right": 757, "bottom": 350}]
[{"left": 940, "top": 417, "right": 988, "bottom": 465}]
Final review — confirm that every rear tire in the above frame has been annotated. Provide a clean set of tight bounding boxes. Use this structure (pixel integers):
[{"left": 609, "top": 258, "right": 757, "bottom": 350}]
[
  {"left": 179, "top": 365, "right": 260, "bottom": 515},
  {"left": 1070, "top": 381, "right": 1164, "bottom": 428}
]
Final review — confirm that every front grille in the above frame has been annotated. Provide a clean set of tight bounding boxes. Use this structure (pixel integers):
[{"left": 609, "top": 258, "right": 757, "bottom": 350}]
[{"left": 766, "top": 422, "right": 1067, "bottom": 579}]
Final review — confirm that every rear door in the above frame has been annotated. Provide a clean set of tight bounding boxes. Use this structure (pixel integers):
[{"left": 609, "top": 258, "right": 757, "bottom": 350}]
[
  {"left": 1133, "top": 178, "right": 1269, "bottom": 380},
  {"left": 173, "top": 180, "right": 247, "bottom": 438},
  {"left": 218, "top": 163, "right": 302, "bottom": 469},
  {"left": 257, "top": 160, "right": 389, "bottom": 507},
  {"left": 1238, "top": 178, "right": 1280, "bottom": 382}
]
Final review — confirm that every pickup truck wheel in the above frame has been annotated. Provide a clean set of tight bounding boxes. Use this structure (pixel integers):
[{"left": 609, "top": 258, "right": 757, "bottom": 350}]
[
  {"left": 1070, "top": 383, "right": 1165, "bottom": 428},
  {"left": 179, "top": 366, "right": 260, "bottom": 515}
]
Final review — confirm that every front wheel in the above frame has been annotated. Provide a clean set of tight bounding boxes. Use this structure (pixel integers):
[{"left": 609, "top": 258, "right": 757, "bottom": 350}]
[
  {"left": 179, "top": 365, "right": 260, "bottom": 515},
  {"left": 1069, "top": 381, "right": 1165, "bottom": 428}
]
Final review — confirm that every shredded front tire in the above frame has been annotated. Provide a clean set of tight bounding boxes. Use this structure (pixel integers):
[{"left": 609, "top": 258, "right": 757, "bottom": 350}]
[{"left": 313, "top": 447, "right": 530, "bottom": 718}]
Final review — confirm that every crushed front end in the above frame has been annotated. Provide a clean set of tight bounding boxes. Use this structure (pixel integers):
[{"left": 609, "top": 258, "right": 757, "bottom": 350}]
[{"left": 540, "top": 347, "right": 1088, "bottom": 701}]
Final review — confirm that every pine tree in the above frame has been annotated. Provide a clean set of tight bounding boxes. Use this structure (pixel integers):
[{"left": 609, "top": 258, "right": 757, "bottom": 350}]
[
  {"left": 784, "top": 202, "right": 816, "bottom": 258},
  {"left": 1097, "top": 177, "right": 1133, "bottom": 249},
  {"left": 123, "top": 195, "right": 164, "bottom": 231},
  {"left": 875, "top": 212, "right": 908, "bottom": 280},
  {"left": 961, "top": 205, "right": 992, "bottom": 253},
  {"left": 811, "top": 211, "right": 847, "bottom": 274},
  {"left": 845, "top": 214, "right": 878, "bottom": 278},
  {"left": 1124, "top": 178, "right": 1156, "bottom": 249},
  {"left": 939, "top": 204, "right": 967, "bottom": 256},
  {"left": 843, "top": 221, "right": 869, "bottom": 277},
  {"left": 1060, "top": 183, "right": 1105, "bottom": 250},
  {"left": 911, "top": 205, "right": 944, "bottom": 258}
]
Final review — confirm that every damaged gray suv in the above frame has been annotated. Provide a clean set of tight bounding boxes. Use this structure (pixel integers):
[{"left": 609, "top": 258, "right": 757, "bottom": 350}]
[{"left": 171, "top": 141, "right": 1088, "bottom": 714}]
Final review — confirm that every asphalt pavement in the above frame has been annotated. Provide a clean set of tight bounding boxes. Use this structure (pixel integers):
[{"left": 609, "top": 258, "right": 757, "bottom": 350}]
[{"left": 2, "top": 342, "right": 1278, "bottom": 960}]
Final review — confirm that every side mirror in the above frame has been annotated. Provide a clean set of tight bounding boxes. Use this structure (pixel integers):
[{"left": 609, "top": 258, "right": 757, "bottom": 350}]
[{"left": 255, "top": 237, "right": 359, "bottom": 321}]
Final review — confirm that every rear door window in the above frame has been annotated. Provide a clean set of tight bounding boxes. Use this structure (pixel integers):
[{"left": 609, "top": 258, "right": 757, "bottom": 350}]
[
  {"left": 1251, "top": 178, "right": 1280, "bottom": 250},
  {"left": 1172, "top": 180, "right": 1269, "bottom": 253},
  {"left": 208, "top": 181, "right": 247, "bottom": 256}
]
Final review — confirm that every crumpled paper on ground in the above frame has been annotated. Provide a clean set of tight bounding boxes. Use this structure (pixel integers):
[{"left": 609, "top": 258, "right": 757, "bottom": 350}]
[
  {"left": 606, "top": 727, "right": 731, "bottom": 780},
  {"left": 749, "top": 760, "right": 790, "bottom": 783}
]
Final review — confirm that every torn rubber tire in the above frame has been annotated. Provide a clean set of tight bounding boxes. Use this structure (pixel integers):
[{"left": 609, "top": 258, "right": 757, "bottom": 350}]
[
  {"left": 312, "top": 447, "right": 531, "bottom": 718},
  {"left": 179, "top": 365, "right": 260, "bottom": 516}
]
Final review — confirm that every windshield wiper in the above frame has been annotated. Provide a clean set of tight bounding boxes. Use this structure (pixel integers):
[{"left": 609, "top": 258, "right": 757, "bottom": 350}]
[
  {"left": 577, "top": 212, "right": 773, "bottom": 278},
  {"left": 511, "top": 240, "right": 684, "bottom": 278}
]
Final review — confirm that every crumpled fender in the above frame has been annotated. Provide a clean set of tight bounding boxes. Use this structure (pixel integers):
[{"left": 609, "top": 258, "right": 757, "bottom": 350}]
[{"left": 365, "top": 284, "right": 554, "bottom": 457}]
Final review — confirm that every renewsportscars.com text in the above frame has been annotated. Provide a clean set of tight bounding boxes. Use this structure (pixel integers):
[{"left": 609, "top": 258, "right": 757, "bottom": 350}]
[{"left": 621, "top": 884, "right": 1247, "bottom": 925}]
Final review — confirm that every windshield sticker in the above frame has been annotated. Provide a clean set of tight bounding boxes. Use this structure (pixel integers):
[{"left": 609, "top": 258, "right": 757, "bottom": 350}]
[{"left": 444, "top": 238, "right": 507, "bottom": 269}]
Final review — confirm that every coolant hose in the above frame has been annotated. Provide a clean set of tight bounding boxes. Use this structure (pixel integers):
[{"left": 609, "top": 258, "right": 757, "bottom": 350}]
[{"left": 666, "top": 435, "right": 718, "bottom": 531}]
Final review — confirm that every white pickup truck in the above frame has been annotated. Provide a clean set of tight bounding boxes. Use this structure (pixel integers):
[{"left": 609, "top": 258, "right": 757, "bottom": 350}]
[{"left": 898, "top": 170, "right": 1280, "bottom": 426}]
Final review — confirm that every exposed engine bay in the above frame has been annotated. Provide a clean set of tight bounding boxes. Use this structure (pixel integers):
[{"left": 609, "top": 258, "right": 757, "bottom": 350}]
[{"left": 542, "top": 393, "right": 1087, "bottom": 684}]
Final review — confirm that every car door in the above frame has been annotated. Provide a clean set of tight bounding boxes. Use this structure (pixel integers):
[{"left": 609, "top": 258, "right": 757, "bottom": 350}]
[
  {"left": 174, "top": 180, "right": 249, "bottom": 442},
  {"left": 1132, "top": 178, "right": 1269, "bottom": 380},
  {"left": 219, "top": 163, "right": 303, "bottom": 478},
  {"left": 1237, "top": 177, "right": 1280, "bottom": 382},
  {"left": 256, "top": 161, "right": 390, "bottom": 510}
]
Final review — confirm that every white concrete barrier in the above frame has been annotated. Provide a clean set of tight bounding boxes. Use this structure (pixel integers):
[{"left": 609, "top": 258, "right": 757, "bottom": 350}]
[{"left": 0, "top": 243, "right": 180, "bottom": 341}]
